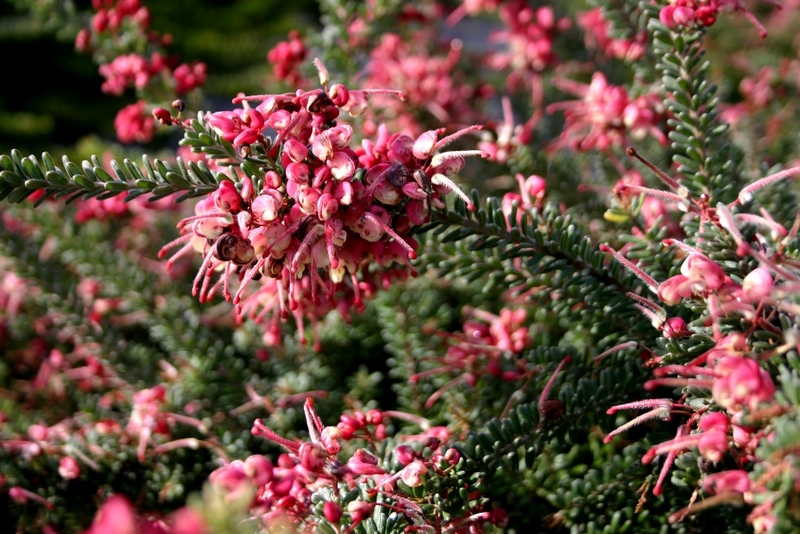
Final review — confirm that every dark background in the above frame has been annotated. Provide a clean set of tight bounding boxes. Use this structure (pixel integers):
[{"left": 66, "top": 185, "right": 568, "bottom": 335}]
[{"left": 0, "top": 0, "right": 319, "bottom": 155}]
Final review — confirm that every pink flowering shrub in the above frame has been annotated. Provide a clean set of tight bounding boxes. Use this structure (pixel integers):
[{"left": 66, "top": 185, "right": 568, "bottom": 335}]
[
  {"left": 3, "top": 1, "right": 800, "bottom": 533},
  {"left": 75, "top": 0, "right": 207, "bottom": 144}
]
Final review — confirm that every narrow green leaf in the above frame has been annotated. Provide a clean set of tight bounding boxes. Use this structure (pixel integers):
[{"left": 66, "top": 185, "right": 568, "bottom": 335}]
[
  {"left": 24, "top": 178, "right": 50, "bottom": 190},
  {"left": 110, "top": 159, "right": 128, "bottom": 180},
  {"left": 165, "top": 171, "right": 191, "bottom": 188},
  {"left": 124, "top": 159, "right": 145, "bottom": 181},
  {"left": 42, "top": 152, "right": 57, "bottom": 172},
  {"left": 0, "top": 170, "right": 25, "bottom": 187},
  {"left": 104, "top": 181, "right": 132, "bottom": 193},
  {"left": 81, "top": 160, "right": 99, "bottom": 182},
  {"left": 0, "top": 154, "right": 14, "bottom": 171},
  {"left": 7, "top": 186, "right": 34, "bottom": 203},
  {"left": 135, "top": 179, "right": 158, "bottom": 190},
  {"left": 21, "top": 157, "right": 45, "bottom": 181},
  {"left": 73, "top": 174, "right": 96, "bottom": 189},
  {"left": 93, "top": 166, "right": 115, "bottom": 183},
  {"left": 151, "top": 184, "right": 176, "bottom": 197},
  {"left": 45, "top": 169, "right": 69, "bottom": 186}
]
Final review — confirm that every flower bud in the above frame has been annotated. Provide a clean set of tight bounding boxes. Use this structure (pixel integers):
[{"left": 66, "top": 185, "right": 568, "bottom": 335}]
[
  {"left": 299, "top": 442, "right": 327, "bottom": 472},
  {"left": 413, "top": 130, "right": 439, "bottom": 160},
  {"left": 244, "top": 454, "right": 273, "bottom": 486},
  {"left": 703, "top": 470, "right": 751, "bottom": 495},
  {"left": 323, "top": 501, "right": 343, "bottom": 523},
  {"left": 58, "top": 456, "right": 80, "bottom": 479},
  {"left": 681, "top": 254, "right": 726, "bottom": 292},
  {"left": 321, "top": 426, "right": 342, "bottom": 454},
  {"left": 286, "top": 162, "right": 310, "bottom": 184},
  {"left": 283, "top": 138, "right": 308, "bottom": 163},
  {"left": 264, "top": 170, "right": 282, "bottom": 189},
  {"left": 251, "top": 191, "right": 283, "bottom": 223},
  {"left": 394, "top": 445, "right": 417, "bottom": 466},
  {"left": 400, "top": 460, "right": 428, "bottom": 487},
  {"left": 347, "top": 501, "right": 373, "bottom": 523},
  {"left": 328, "top": 84, "right": 349, "bottom": 107},
  {"left": 742, "top": 267, "right": 773, "bottom": 302},
  {"left": 657, "top": 274, "right": 692, "bottom": 305},
  {"left": 213, "top": 181, "right": 242, "bottom": 212},
  {"left": 698, "top": 429, "right": 728, "bottom": 462},
  {"left": 316, "top": 193, "right": 339, "bottom": 221},
  {"left": 444, "top": 448, "right": 461, "bottom": 465}
]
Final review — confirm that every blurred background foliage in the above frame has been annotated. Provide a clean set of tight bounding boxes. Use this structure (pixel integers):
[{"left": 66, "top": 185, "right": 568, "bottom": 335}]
[{"left": 0, "top": 0, "right": 320, "bottom": 155}]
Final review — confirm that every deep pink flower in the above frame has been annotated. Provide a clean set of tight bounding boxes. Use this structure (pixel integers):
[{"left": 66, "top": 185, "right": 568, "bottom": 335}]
[
  {"left": 84, "top": 495, "right": 137, "bottom": 534},
  {"left": 703, "top": 469, "right": 751, "bottom": 495},
  {"left": 114, "top": 100, "right": 154, "bottom": 144}
]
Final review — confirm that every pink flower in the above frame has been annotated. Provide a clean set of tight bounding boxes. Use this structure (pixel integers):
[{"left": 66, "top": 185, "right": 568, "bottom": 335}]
[
  {"left": 712, "top": 356, "right": 775, "bottom": 412},
  {"left": 58, "top": 456, "right": 81, "bottom": 479},
  {"left": 170, "top": 507, "right": 208, "bottom": 534},
  {"left": 114, "top": 101, "right": 154, "bottom": 144},
  {"left": 267, "top": 30, "right": 308, "bottom": 85},
  {"left": 703, "top": 470, "right": 751, "bottom": 495},
  {"left": 173, "top": 62, "right": 207, "bottom": 95},
  {"left": 548, "top": 72, "right": 665, "bottom": 151},
  {"left": 84, "top": 495, "right": 137, "bottom": 534}
]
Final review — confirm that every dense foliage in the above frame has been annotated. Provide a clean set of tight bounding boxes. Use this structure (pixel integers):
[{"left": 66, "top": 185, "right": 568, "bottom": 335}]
[{"left": 2, "top": 1, "right": 800, "bottom": 532}]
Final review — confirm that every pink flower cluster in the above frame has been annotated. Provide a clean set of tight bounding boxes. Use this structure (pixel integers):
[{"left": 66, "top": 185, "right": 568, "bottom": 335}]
[
  {"left": 485, "top": 4, "right": 571, "bottom": 83},
  {"left": 548, "top": 72, "right": 666, "bottom": 152},
  {"left": 114, "top": 100, "right": 155, "bottom": 144},
  {"left": 75, "top": 0, "right": 207, "bottom": 144},
  {"left": 161, "top": 75, "right": 485, "bottom": 348},
  {"left": 361, "top": 32, "right": 489, "bottom": 135},
  {"left": 99, "top": 53, "right": 163, "bottom": 96},
  {"left": 598, "top": 164, "right": 800, "bottom": 527},
  {"left": 267, "top": 30, "right": 308, "bottom": 86},
  {"left": 578, "top": 8, "right": 647, "bottom": 62},
  {"left": 88, "top": 0, "right": 151, "bottom": 37},
  {"left": 659, "top": 0, "right": 769, "bottom": 37},
  {"left": 410, "top": 306, "right": 533, "bottom": 408},
  {"left": 99, "top": 52, "right": 205, "bottom": 99},
  {"left": 501, "top": 173, "right": 546, "bottom": 219},
  {"left": 212, "top": 399, "right": 504, "bottom": 531}
]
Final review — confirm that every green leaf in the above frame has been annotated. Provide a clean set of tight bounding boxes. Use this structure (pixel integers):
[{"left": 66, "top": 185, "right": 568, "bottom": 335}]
[
  {"left": 0, "top": 170, "right": 25, "bottom": 187},
  {"left": 93, "top": 166, "right": 115, "bottom": 183},
  {"left": 24, "top": 178, "right": 50, "bottom": 190},
  {"left": 45, "top": 169, "right": 69, "bottom": 186},
  {"left": 165, "top": 171, "right": 191, "bottom": 188},
  {"left": 21, "top": 156, "right": 45, "bottom": 181},
  {"left": 7, "top": 186, "right": 34, "bottom": 203},
  {"left": 73, "top": 174, "right": 96, "bottom": 189},
  {"left": 104, "top": 181, "right": 132, "bottom": 193}
]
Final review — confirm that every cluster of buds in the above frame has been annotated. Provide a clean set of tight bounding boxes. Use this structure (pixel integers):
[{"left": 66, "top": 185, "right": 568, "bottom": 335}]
[
  {"left": 659, "top": 0, "right": 769, "bottom": 37},
  {"left": 81, "top": 0, "right": 152, "bottom": 46},
  {"left": 599, "top": 159, "right": 800, "bottom": 526},
  {"left": 160, "top": 65, "right": 485, "bottom": 347},
  {"left": 501, "top": 172, "right": 547, "bottom": 221}
]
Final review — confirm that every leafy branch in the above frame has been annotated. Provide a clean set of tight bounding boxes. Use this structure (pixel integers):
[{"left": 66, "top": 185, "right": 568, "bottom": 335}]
[
  {"left": 0, "top": 147, "right": 229, "bottom": 206},
  {"left": 650, "top": 18, "right": 743, "bottom": 205},
  {"left": 423, "top": 194, "right": 654, "bottom": 347}
]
